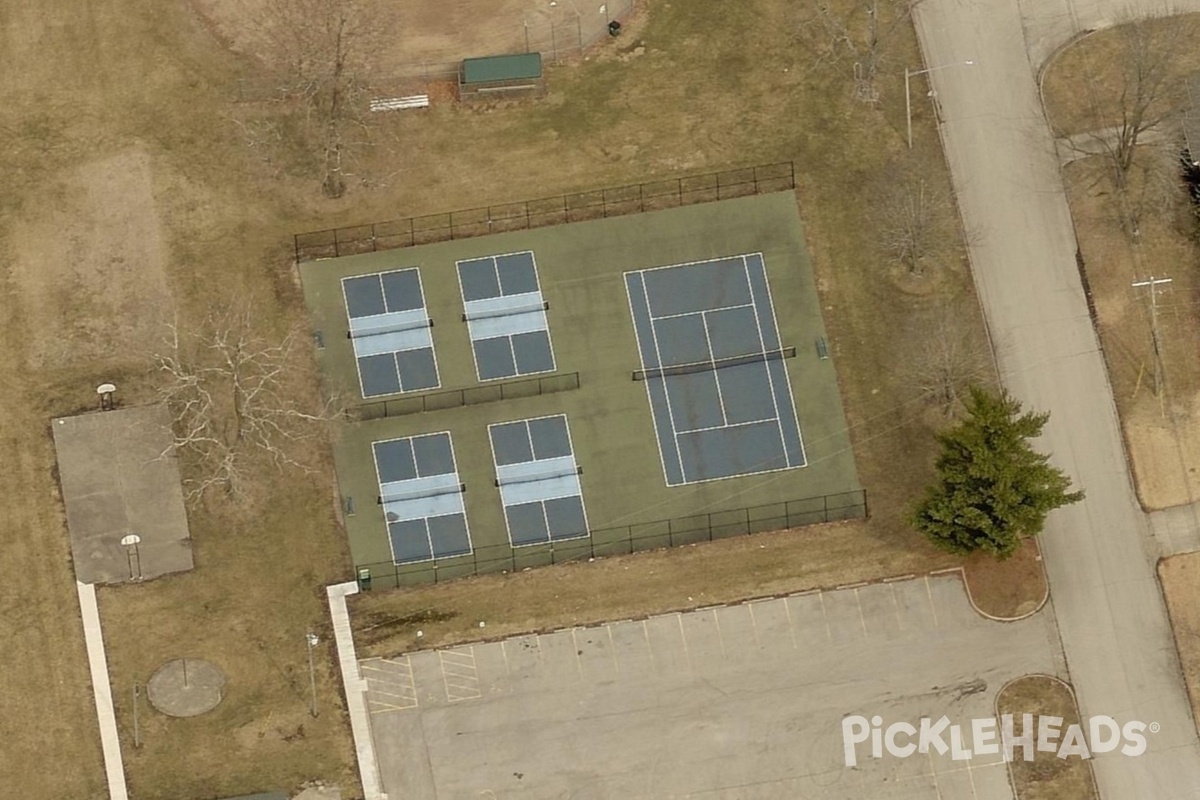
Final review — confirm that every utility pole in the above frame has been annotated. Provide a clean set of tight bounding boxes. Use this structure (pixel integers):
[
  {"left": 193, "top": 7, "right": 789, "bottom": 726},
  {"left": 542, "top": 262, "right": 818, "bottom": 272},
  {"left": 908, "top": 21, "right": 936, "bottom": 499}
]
[
  {"left": 1132, "top": 276, "right": 1173, "bottom": 396},
  {"left": 306, "top": 632, "right": 320, "bottom": 718}
]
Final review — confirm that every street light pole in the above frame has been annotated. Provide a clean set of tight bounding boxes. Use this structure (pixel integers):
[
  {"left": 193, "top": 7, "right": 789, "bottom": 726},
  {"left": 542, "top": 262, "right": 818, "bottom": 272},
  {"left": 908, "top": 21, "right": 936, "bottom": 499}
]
[
  {"left": 306, "top": 631, "right": 320, "bottom": 718},
  {"left": 906, "top": 60, "right": 975, "bottom": 149}
]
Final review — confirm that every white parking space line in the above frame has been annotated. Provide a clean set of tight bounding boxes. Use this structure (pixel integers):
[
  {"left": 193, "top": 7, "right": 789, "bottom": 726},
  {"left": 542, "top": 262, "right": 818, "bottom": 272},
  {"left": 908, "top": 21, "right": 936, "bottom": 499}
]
[
  {"left": 822, "top": 588, "right": 868, "bottom": 644},
  {"left": 439, "top": 647, "right": 482, "bottom": 702},
  {"left": 361, "top": 656, "right": 418, "bottom": 713},
  {"left": 503, "top": 634, "right": 542, "bottom": 681},
  {"left": 785, "top": 592, "right": 830, "bottom": 649},
  {"left": 598, "top": 620, "right": 654, "bottom": 679},
  {"left": 573, "top": 626, "right": 619, "bottom": 683},
  {"left": 642, "top": 613, "right": 690, "bottom": 675},
  {"left": 714, "top": 605, "right": 758, "bottom": 662},
  {"left": 925, "top": 576, "right": 942, "bottom": 629}
]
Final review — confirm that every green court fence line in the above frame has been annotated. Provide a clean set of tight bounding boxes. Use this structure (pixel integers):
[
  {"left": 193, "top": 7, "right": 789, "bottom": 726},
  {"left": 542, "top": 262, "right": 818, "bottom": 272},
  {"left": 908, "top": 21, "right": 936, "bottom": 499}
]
[
  {"left": 352, "top": 372, "right": 581, "bottom": 420},
  {"left": 353, "top": 488, "right": 867, "bottom": 590},
  {"left": 294, "top": 162, "right": 797, "bottom": 262}
]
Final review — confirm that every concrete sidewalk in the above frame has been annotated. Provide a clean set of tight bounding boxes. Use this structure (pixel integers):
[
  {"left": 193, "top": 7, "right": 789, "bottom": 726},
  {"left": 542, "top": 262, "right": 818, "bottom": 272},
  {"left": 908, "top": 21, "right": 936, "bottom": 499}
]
[{"left": 77, "top": 581, "right": 128, "bottom": 800}]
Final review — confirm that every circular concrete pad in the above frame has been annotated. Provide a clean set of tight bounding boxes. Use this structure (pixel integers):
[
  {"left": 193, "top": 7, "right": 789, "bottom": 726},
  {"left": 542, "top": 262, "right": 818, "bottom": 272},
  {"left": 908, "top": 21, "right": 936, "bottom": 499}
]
[{"left": 147, "top": 658, "right": 225, "bottom": 717}]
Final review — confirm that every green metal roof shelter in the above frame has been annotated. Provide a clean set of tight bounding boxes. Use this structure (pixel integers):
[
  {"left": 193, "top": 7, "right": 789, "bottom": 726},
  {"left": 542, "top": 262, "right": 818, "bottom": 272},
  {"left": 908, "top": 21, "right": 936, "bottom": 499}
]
[{"left": 459, "top": 53, "right": 545, "bottom": 99}]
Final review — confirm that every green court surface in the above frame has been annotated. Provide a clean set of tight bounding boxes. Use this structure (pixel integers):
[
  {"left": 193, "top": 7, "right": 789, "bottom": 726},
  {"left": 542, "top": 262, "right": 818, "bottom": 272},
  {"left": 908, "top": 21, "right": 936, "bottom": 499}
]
[{"left": 299, "top": 192, "right": 862, "bottom": 587}]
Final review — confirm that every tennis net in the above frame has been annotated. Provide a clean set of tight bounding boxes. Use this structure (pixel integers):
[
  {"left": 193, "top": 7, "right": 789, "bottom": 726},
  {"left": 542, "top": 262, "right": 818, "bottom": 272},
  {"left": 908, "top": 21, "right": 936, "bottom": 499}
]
[
  {"left": 462, "top": 299, "right": 548, "bottom": 322},
  {"left": 632, "top": 346, "right": 796, "bottom": 381},
  {"left": 350, "top": 317, "right": 432, "bottom": 339},
  {"left": 379, "top": 482, "right": 464, "bottom": 504},
  {"left": 495, "top": 463, "right": 580, "bottom": 487}
]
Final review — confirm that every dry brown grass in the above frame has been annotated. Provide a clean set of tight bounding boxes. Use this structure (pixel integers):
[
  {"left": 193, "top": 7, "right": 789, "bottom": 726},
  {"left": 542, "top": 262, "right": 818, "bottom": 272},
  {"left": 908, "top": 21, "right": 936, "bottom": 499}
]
[
  {"left": 1057, "top": 154, "right": 1200, "bottom": 510},
  {"left": 0, "top": 0, "right": 1005, "bottom": 797},
  {"left": 962, "top": 538, "right": 1048, "bottom": 620},
  {"left": 1040, "top": 13, "right": 1200, "bottom": 137},
  {"left": 997, "top": 676, "right": 1100, "bottom": 800},
  {"left": 1159, "top": 553, "right": 1200, "bottom": 735},
  {"left": 353, "top": 520, "right": 957, "bottom": 655}
]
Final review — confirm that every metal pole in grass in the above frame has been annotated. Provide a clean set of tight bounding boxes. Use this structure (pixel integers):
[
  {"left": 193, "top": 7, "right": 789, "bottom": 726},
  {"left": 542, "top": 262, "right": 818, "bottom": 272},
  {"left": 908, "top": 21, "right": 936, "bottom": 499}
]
[
  {"left": 133, "top": 683, "right": 141, "bottom": 748},
  {"left": 905, "top": 60, "right": 975, "bottom": 149},
  {"left": 306, "top": 632, "right": 320, "bottom": 718}
]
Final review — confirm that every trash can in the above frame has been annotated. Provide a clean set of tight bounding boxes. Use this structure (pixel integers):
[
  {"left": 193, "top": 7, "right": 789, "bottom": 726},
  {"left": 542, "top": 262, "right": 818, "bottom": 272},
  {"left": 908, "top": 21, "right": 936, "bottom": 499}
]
[
  {"left": 608, "top": 20, "right": 622, "bottom": 36},
  {"left": 357, "top": 567, "right": 372, "bottom": 592}
]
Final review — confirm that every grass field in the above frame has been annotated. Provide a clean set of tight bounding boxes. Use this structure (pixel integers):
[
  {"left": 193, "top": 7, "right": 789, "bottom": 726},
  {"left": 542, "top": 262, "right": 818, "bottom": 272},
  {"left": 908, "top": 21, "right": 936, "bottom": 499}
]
[
  {"left": 0, "top": 0, "right": 998, "bottom": 797},
  {"left": 1040, "top": 13, "right": 1200, "bottom": 137}
]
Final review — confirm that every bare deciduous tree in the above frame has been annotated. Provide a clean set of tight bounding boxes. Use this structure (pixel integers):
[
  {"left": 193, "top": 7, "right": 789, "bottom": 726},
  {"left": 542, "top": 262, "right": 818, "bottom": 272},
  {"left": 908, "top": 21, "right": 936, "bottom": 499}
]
[
  {"left": 799, "top": 0, "right": 921, "bottom": 103},
  {"left": 154, "top": 309, "right": 338, "bottom": 504},
  {"left": 874, "top": 161, "right": 959, "bottom": 274},
  {"left": 910, "top": 302, "right": 994, "bottom": 416},
  {"left": 1075, "top": 16, "right": 1189, "bottom": 192},
  {"left": 258, "top": 0, "right": 388, "bottom": 197}
]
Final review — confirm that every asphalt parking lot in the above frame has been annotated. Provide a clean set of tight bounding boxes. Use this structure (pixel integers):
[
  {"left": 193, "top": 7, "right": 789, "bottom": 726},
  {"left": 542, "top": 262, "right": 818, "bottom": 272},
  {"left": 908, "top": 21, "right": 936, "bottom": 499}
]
[{"left": 361, "top": 574, "right": 1062, "bottom": 799}]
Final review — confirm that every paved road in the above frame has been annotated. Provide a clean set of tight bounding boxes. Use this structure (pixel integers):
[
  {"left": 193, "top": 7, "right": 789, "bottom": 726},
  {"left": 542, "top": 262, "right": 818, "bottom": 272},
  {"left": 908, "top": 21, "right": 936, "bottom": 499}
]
[
  {"left": 912, "top": 0, "right": 1200, "bottom": 796},
  {"left": 366, "top": 577, "right": 1061, "bottom": 799}
]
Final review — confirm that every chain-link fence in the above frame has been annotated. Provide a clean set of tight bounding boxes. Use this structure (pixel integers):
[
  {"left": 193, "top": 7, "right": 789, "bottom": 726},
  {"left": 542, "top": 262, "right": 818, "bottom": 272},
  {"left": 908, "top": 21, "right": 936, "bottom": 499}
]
[
  {"left": 523, "top": 0, "right": 638, "bottom": 63},
  {"left": 353, "top": 489, "right": 869, "bottom": 590},
  {"left": 352, "top": 372, "right": 580, "bottom": 420},
  {"left": 296, "top": 162, "right": 797, "bottom": 261}
]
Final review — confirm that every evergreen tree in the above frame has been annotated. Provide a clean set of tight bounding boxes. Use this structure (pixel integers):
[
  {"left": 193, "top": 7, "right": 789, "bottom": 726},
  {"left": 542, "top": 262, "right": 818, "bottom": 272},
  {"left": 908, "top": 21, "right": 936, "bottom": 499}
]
[{"left": 911, "top": 385, "right": 1084, "bottom": 558}]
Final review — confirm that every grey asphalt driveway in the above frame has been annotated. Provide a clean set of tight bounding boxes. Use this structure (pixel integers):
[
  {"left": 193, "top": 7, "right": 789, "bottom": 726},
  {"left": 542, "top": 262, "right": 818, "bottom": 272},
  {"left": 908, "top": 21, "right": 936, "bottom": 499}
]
[
  {"left": 912, "top": 0, "right": 1200, "bottom": 795},
  {"left": 363, "top": 575, "right": 1060, "bottom": 799}
]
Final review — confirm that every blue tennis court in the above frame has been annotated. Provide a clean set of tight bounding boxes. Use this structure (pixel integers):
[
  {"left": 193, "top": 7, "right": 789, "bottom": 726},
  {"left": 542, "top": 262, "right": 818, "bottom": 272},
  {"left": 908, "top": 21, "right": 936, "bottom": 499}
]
[
  {"left": 457, "top": 251, "right": 556, "bottom": 381},
  {"left": 625, "top": 254, "right": 806, "bottom": 485},
  {"left": 489, "top": 414, "right": 588, "bottom": 546},
  {"left": 343, "top": 268, "right": 440, "bottom": 398},
  {"left": 373, "top": 432, "right": 471, "bottom": 564}
]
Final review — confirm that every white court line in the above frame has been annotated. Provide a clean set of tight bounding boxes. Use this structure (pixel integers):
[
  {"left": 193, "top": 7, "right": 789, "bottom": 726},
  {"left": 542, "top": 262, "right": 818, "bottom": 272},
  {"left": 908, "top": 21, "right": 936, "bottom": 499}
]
[
  {"left": 746, "top": 253, "right": 809, "bottom": 466},
  {"left": 76, "top": 581, "right": 128, "bottom": 800},
  {"left": 639, "top": 273, "right": 687, "bottom": 484},
  {"left": 741, "top": 255, "right": 788, "bottom": 462},
  {"left": 700, "top": 310, "right": 729, "bottom": 427},
  {"left": 622, "top": 271, "right": 676, "bottom": 485},
  {"left": 675, "top": 416, "right": 778, "bottom": 435},
  {"left": 649, "top": 301, "right": 756, "bottom": 321}
]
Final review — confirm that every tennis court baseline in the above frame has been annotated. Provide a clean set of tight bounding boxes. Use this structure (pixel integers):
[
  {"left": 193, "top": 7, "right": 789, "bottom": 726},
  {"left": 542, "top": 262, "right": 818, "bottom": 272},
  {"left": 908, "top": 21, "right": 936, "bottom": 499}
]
[
  {"left": 373, "top": 432, "right": 470, "bottom": 564},
  {"left": 625, "top": 254, "right": 806, "bottom": 485},
  {"left": 343, "top": 268, "right": 440, "bottom": 398}
]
